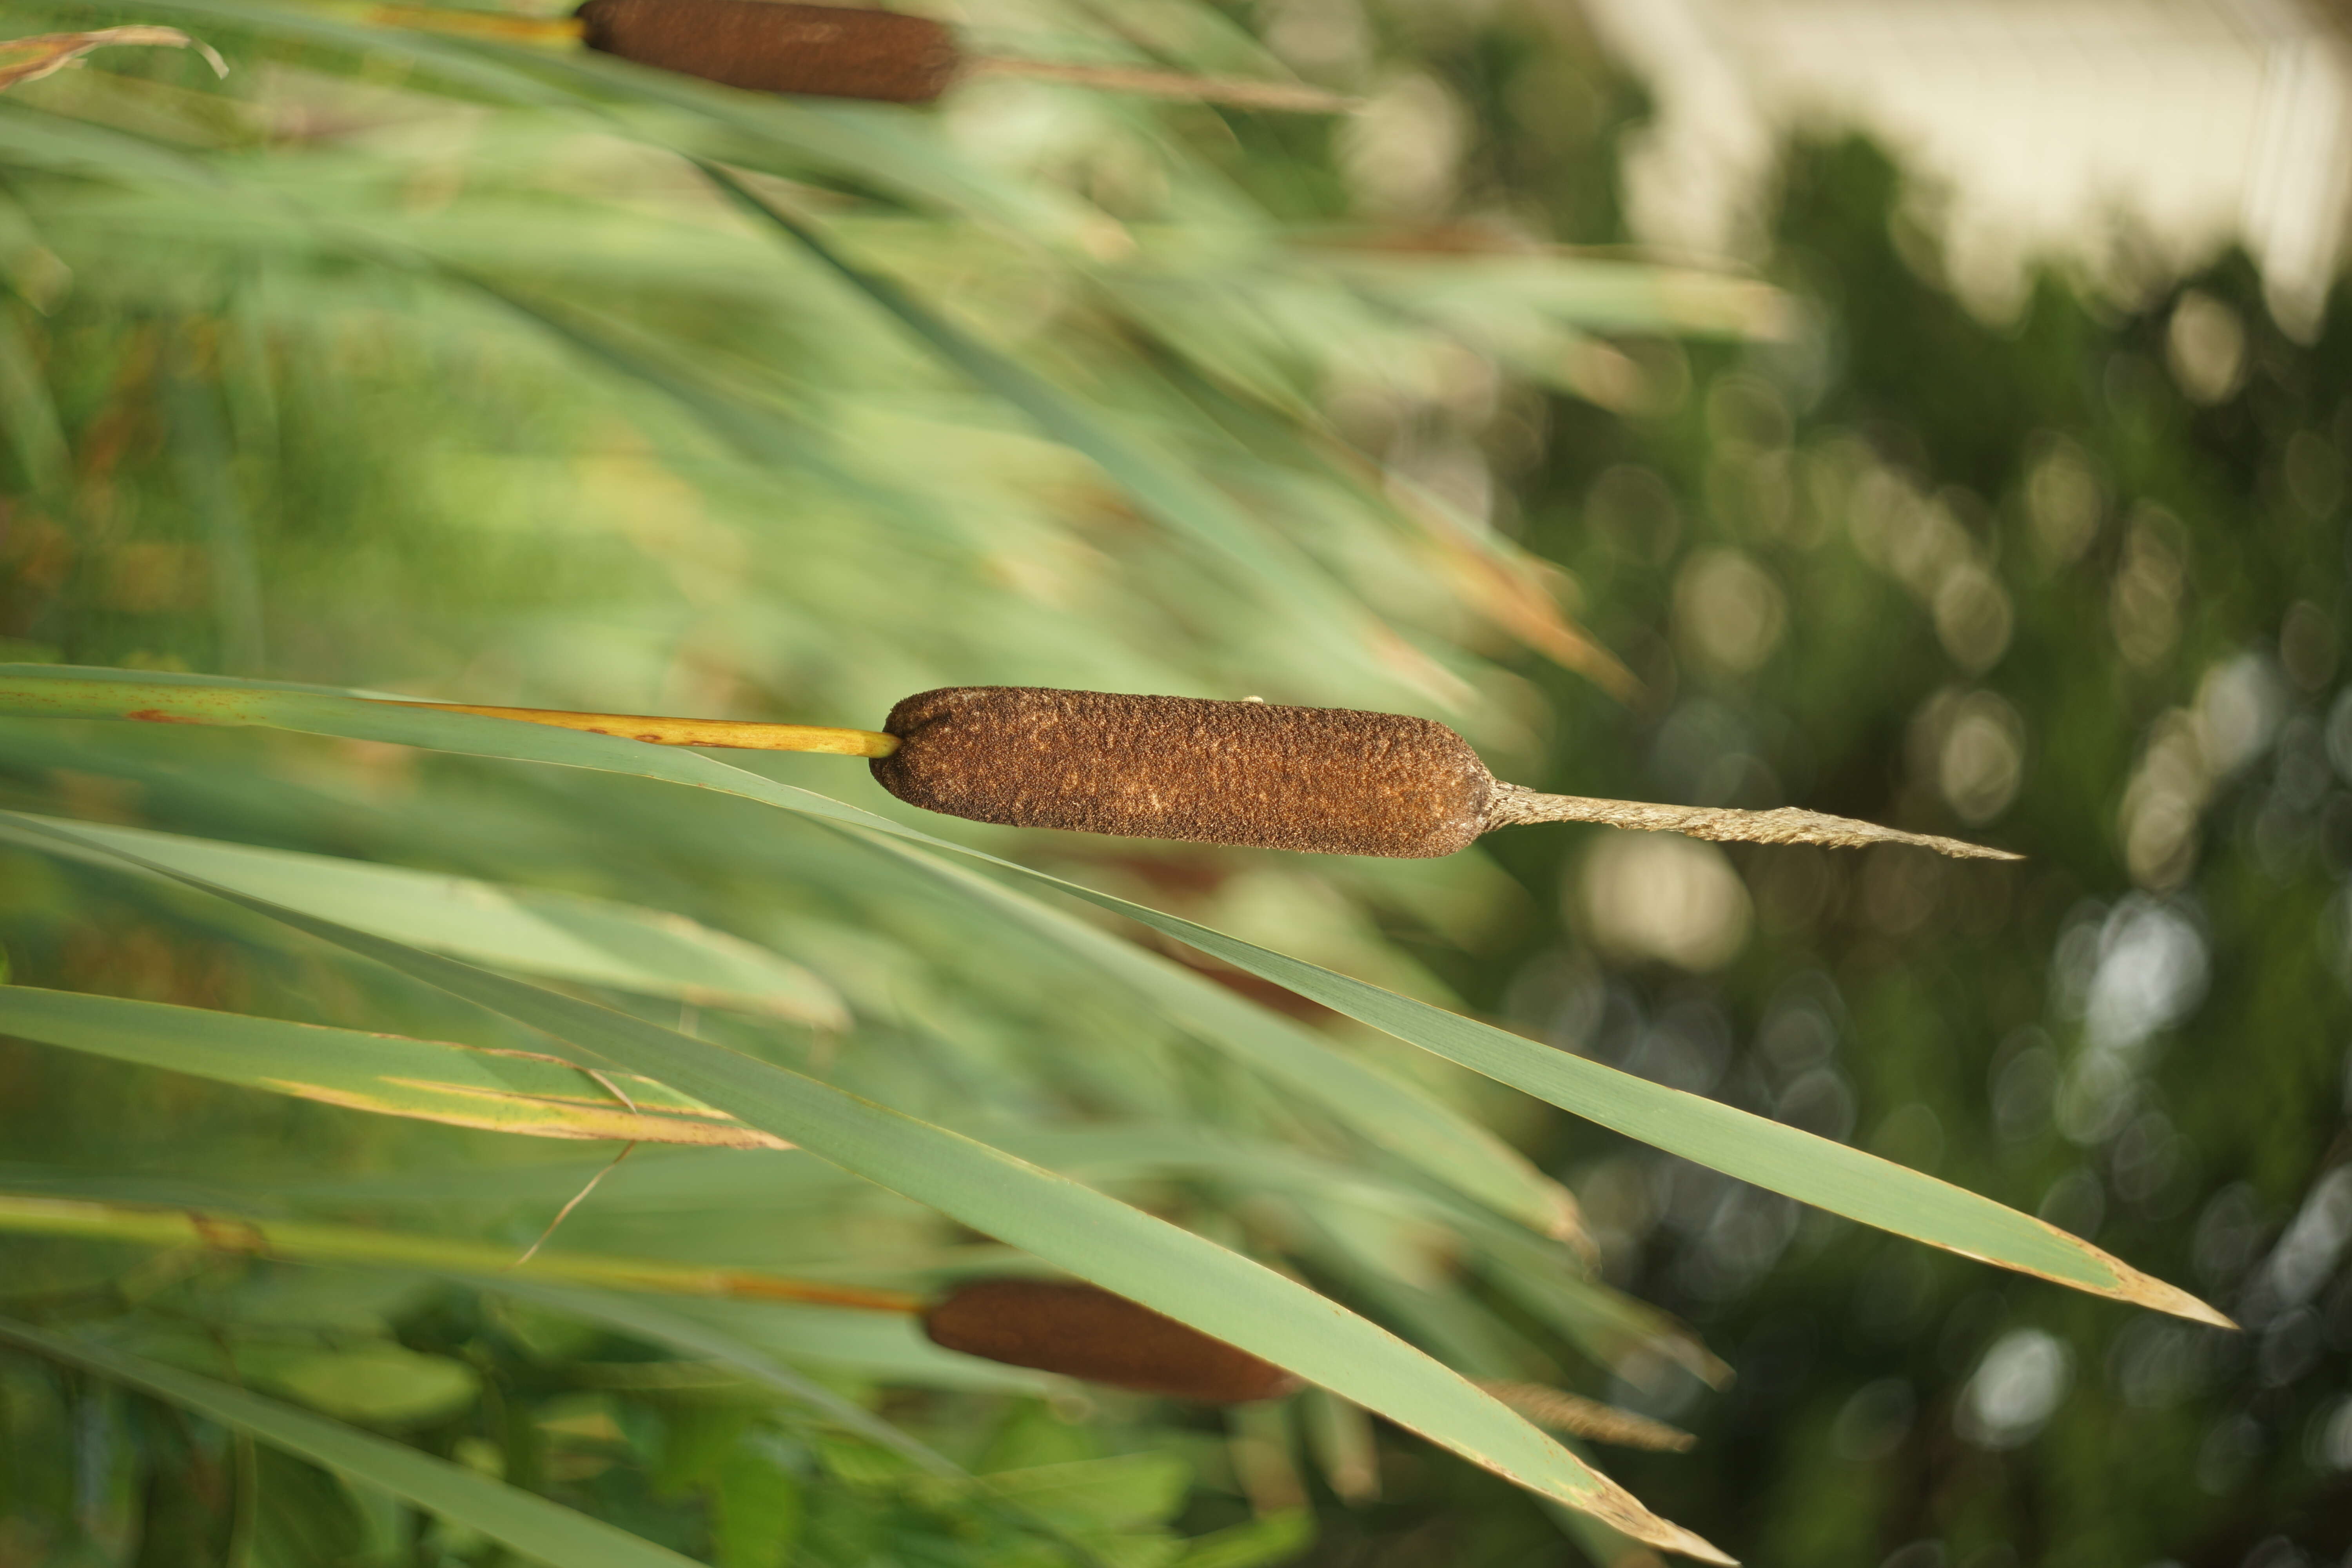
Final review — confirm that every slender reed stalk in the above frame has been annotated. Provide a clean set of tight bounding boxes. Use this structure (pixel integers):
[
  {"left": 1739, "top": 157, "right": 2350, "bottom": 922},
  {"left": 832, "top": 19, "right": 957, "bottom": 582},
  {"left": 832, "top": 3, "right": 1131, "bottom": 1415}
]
[
  {"left": 963, "top": 57, "right": 1357, "bottom": 114},
  {"left": 1475, "top": 1380, "right": 1693, "bottom": 1452},
  {"left": 0, "top": 1195, "right": 926, "bottom": 1312},
  {"left": 361, "top": 5, "right": 582, "bottom": 46},
  {"left": 377, "top": 700, "right": 900, "bottom": 757}
]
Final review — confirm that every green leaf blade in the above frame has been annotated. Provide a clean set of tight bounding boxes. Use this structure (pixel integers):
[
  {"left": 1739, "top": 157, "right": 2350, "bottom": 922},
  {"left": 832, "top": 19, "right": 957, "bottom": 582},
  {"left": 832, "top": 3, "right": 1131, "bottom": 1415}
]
[
  {"left": 3, "top": 804, "right": 1732, "bottom": 1563},
  {"left": 3, "top": 811, "right": 847, "bottom": 1027},
  {"left": 0, "top": 986, "right": 789, "bottom": 1147},
  {"left": 0, "top": 666, "right": 2230, "bottom": 1329}
]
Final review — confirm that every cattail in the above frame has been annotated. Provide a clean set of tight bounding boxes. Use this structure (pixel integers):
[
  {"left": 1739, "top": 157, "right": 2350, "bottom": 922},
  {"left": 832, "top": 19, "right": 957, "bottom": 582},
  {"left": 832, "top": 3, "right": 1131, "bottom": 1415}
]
[
  {"left": 871, "top": 686, "right": 2017, "bottom": 861},
  {"left": 554, "top": 0, "right": 1354, "bottom": 112},
  {"left": 919, "top": 1279, "right": 1693, "bottom": 1441},
  {"left": 575, "top": 0, "right": 957, "bottom": 102},
  {"left": 921, "top": 1278, "right": 1303, "bottom": 1403},
  {"left": 371, "top": 686, "right": 2013, "bottom": 859}
]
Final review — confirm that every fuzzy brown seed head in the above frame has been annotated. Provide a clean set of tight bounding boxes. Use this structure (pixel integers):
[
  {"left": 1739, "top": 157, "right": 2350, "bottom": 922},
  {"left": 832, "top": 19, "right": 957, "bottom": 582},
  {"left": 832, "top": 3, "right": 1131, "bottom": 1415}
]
[
  {"left": 575, "top": 0, "right": 962, "bottom": 103},
  {"left": 922, "top": 1278, "right": 1303, "bottom": 1402},
  {"left": 871, "top": 686, "right": 1492, "bottom": 858}
]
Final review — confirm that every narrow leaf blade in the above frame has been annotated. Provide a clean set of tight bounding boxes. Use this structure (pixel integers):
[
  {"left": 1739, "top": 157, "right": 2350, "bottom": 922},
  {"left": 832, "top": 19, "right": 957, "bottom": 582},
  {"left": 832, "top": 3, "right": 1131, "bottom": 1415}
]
[
  {"left": 4, "top": 806, "right": 1729, "bottom": 1562},
  {"left": 0, "top": 986, "right": 787, "bottom": 1147},
  {"left": 0, "top": 666, "right": 2229, "bottom": 1327},
  {"left": 2, "top": 811, "right": 846, "bottom": 1026}
]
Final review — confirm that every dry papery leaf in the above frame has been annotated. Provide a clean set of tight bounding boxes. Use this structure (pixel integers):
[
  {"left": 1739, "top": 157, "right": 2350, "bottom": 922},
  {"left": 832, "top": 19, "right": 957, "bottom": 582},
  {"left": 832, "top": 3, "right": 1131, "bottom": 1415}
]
[{"left": 0, "top": 27, "right": 228, "bottom": 93}]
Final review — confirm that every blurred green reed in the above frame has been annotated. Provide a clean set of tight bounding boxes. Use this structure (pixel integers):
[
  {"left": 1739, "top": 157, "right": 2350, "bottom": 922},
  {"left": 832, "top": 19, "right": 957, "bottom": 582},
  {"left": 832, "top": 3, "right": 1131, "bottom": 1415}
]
[{"left": 0, "top": 2, "right": 1783, "bottom": 1562}]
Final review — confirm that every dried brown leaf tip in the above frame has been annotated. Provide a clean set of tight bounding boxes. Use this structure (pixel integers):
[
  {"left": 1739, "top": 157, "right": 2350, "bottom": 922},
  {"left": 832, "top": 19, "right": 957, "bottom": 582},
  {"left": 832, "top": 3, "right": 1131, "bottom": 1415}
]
[
  {"left": 0, "top": 26, "right": 227, "bottom": 92},
  {"left": 921, "top": 1278, "right": 1303, "bottom": 1403},
  {"left": 873, "top": 686, "right": 2017, "bottom": 862}
]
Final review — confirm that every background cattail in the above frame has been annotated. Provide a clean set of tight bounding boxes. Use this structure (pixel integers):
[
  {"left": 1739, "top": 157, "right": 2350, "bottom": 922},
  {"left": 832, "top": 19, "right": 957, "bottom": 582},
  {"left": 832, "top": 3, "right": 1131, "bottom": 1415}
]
[
  {"left": 872, "top": 686, "right": 2015, "bottom": 861},
  {"left": 575, "top": 0, "right": 958, "bottom": 103},
  {"left": 566, "top": 0, "right": 1353, "bottom": 112},
  {"left": 921, "top": 1278, "right": 1689, "bottom": 1444},
  {"left": 921, "top": 1278, "right": 1303, "bottom": 1403}
]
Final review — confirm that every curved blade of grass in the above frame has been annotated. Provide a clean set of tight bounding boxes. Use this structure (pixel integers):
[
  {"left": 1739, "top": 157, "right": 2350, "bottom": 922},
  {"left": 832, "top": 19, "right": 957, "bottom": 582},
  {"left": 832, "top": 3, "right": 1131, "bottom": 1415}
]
[
  {"left": 1017, "top": 868, "right": 2223, "bottom": 1323},
  {"left": 0, "top": 667, "right": 2230, "bottom": 1325},
  {"left": 874, "top": 856, "right": 1578, "bottom": 1239},
  {"left": 0, "top": 986, "right": 789, "bottom": 1148},
  {"left": 1034, "top": 888, "right": 2222, "bottom": 1326},
  {"left": 0, "top": 812, "right": 846, "bottom": 1027},
  {"left": 2, "top": 809, "right": 1728, "bottom": 1563},
  {"left": 0, "top": 1316, "right": 704, "bottom": 1568}
]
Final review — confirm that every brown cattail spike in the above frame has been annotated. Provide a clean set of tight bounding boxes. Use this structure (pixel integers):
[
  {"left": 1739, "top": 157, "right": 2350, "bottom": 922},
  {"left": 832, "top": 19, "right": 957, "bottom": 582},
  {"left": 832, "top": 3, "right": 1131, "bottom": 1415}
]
[
  {"left": 922, "top": 1278, "right": 1303, "bottom": 1402},
  {"left": 872, "top": 685, "right": 2015, "bottom": 861},
  {"left": 873, "top": 686, "right": 1491, "bottom": 858},
  {"left": 575, "top": 0, "right": 963, "bottom": 103},
  {"left": 568, "top": 0, "right": 1353, "bottom": 112}
]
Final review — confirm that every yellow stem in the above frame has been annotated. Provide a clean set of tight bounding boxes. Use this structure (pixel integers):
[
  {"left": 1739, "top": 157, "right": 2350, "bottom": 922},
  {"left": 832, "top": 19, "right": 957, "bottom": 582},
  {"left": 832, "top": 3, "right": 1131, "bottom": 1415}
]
[
  {"left": 361, "top": 5, "right": 584, "bottom": 46},
  {"left": 378, "top": 700, "right": 900, "bottom": 758},
  {"left": 0, "top": 1194, "right": 927, "bottom": 1314}
]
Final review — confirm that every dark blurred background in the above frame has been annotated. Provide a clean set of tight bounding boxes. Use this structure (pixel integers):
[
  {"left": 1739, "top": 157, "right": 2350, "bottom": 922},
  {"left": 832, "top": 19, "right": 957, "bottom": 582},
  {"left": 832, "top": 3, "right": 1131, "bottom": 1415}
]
[{"left": 1337, "top": 4, "right": 2352, "bottom": 1563}]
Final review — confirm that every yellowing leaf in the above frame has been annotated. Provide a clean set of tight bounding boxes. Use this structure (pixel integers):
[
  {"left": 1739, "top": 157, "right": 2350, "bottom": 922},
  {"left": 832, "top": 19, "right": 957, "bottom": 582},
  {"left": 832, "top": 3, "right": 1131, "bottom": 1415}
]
[
  {"left": 0, "top": 27, "right": 226, "bottom": 93},
  {"left": 0, "top": 986, "right": 790, "bottom": 1148}
]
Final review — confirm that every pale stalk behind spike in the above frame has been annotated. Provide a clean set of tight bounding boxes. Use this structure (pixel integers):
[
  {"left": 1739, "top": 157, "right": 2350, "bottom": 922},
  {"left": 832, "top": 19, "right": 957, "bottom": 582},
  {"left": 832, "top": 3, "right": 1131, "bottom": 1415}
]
[
  {"left": 1483, "top": 782, "right": 2021, "bottom": 862},
  {"left": 966, "top": 56, "right": 1361, "bottom": 114},
  {"left": 1474, "top": 1380, "right": 1695, "bottom": 1452}
]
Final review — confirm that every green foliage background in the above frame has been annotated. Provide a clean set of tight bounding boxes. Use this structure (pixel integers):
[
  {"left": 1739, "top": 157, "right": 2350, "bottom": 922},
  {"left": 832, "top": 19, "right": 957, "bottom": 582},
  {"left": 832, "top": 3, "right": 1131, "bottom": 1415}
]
[{"left": 2, "top": 1, "right": 2348, "bottom": 1565}]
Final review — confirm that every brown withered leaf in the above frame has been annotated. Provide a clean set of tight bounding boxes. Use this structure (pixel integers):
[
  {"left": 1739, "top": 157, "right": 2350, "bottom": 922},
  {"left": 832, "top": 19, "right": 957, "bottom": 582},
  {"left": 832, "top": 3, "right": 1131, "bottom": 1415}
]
[{"left": 0, "top": 26, "right": 228, "bottom": 93}]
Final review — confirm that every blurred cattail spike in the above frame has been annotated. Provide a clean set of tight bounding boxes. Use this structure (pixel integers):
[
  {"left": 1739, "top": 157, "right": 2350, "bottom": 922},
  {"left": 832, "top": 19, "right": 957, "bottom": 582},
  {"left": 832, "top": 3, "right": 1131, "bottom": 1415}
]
[
  {"left": 922, "top": 1279, "right": 1303, "bottom": 1403},
  {"left": 479, "top": 0, "right": 1357, "bottom": 113},
  {"left": 1474, "top": 1380, "right": 1695, "bottom": 1452},
  {"left": 871, "top": 687, "right": 2021, "bottom": 862},
  {"left": 575, "top": 0, "right": 958, "bottom": 102}
]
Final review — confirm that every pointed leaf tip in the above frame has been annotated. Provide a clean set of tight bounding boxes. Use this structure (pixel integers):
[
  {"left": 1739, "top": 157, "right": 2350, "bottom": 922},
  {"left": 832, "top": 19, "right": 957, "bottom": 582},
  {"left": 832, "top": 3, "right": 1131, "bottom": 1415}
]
[
  {"left": 2126, "top": 1271, "right": 2238, "bottom": 1331},
  {"left": 1578, "top": 1471, "right": 1734, "bottom": 1564}
]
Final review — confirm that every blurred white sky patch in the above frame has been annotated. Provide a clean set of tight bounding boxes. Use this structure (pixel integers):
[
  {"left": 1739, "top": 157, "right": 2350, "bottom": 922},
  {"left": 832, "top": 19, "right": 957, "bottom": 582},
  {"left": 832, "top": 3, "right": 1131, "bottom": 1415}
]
[
  {"left": 1957, "top": 1327, "right": 2073, "bottom": 1448},
  {"left": 1574, "top": 833, "right": 1753, "bottom": 971},
  {"left": 1577, "top": 0, "right": 2352, "bottom": 335},
  {"left": 2049, "top": 894, "right": 2210, "bottom": 1144}
]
